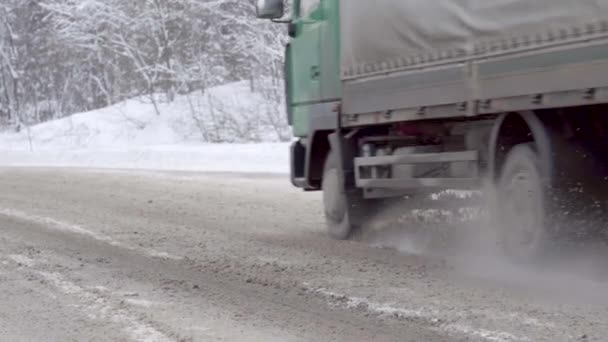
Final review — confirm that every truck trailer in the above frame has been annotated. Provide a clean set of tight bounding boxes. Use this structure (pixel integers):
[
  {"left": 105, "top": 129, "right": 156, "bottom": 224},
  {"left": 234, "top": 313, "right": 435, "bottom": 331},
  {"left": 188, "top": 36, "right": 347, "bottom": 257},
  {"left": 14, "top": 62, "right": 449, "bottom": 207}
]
[{"left": 256, "top": 0, "right": 608, "bottom": 258}]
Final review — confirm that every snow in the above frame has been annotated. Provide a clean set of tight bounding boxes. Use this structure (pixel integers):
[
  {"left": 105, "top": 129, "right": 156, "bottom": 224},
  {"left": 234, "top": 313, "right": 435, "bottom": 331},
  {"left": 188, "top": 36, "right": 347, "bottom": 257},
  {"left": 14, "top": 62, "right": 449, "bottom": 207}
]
[
  {"left": 308, "top": 286, "right": 523, "bottom": 342},
  {"left": 0, "top": 144, "right": 289, "bottom": 174},
  {"left": 0, "top": 207, "right": 183, "bottom": 260},
  {"left": 0, "top": 82, "right": 290, "bottom": 174}
]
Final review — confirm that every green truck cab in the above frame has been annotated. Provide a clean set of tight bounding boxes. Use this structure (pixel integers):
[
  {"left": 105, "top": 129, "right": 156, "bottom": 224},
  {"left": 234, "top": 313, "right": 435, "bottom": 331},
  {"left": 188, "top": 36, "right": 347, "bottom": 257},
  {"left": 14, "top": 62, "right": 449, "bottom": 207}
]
[{"left": 258, "top": 0, "right": 608, "bottom": 259}]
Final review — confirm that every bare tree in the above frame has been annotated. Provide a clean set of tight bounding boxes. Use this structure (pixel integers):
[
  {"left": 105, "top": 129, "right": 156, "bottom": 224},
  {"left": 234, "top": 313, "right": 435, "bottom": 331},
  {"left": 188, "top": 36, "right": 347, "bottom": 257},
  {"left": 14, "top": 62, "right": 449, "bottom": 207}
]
[{"left": 0, "top": 0, "right": 289, "bottom": 142}]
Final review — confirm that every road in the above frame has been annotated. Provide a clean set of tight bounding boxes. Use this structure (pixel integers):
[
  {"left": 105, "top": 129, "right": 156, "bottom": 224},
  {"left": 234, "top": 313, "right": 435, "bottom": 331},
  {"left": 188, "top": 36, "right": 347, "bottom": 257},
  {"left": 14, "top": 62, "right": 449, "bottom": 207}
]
[{"left": 0, "top": 168, "right": 606, "bottom": 342}]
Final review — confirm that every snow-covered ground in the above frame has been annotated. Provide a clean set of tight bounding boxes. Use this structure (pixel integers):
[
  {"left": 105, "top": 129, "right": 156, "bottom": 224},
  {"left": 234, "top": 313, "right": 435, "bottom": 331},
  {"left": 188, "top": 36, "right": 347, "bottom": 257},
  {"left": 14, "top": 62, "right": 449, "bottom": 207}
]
[
  {"left": 0, "top": 144, "right": 289, "bottom": 174},
  {"left": 0, "top": 82, "right": 290, "bottom": 174}
]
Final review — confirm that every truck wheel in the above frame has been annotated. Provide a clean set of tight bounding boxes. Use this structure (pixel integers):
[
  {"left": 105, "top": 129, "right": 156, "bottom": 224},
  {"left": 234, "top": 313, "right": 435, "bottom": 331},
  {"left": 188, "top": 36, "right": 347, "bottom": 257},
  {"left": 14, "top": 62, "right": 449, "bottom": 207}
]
[
  {"left": 496, "top": 144, "right": 548, "bottom": 260},
  {"left": 322, "top": 151, "right": 355, "bottom": 240}
]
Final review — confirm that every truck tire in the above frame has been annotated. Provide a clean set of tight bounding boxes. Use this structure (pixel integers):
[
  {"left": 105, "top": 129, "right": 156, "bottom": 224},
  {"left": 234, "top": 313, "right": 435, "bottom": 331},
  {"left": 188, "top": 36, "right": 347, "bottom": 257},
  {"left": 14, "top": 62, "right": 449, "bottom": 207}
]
[
  {"left": 322, "top": 151, "right": 356, "bottom": 240},
  {"left": 496, "top": 143, "right": 548, "bottom": 260}
]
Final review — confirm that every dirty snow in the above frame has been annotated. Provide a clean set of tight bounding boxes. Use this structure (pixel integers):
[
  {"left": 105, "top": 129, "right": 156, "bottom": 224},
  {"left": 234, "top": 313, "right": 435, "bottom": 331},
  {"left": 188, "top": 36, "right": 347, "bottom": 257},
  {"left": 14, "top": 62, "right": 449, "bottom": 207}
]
[
  {"left": 0, "top": 207, "right": 182, "bottom": 261},
  {"left": 308, "top": 286, "right": 527, "bottom": 342}
]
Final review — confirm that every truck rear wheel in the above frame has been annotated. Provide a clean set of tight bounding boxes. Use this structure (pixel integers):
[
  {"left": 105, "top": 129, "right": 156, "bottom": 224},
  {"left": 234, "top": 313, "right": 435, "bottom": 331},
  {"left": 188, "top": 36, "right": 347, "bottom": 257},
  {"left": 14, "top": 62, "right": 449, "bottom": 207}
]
[
  {"left": 496, "top": 144, "right": 548, "bottom": 260},
  {"left": 322, "top": 151, "right": 355, "bottom": 239},
  {"left": 322, "top": 152, "right": 371, "bottom": 240}
]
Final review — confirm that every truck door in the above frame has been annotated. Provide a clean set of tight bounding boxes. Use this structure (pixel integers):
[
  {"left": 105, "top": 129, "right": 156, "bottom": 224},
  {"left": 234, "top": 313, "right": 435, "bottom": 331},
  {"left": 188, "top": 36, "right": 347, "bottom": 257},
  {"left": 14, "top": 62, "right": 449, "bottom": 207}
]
[{"left": 287, "top": 0, "right": 322, "bottom": 136}]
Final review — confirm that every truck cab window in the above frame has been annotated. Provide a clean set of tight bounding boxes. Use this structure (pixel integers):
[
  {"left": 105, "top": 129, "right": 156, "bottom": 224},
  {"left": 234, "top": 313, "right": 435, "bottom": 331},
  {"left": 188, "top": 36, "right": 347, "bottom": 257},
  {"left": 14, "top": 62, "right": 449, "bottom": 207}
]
[{"left": 300, "top": 0, "right": 320, "bottom": 17}]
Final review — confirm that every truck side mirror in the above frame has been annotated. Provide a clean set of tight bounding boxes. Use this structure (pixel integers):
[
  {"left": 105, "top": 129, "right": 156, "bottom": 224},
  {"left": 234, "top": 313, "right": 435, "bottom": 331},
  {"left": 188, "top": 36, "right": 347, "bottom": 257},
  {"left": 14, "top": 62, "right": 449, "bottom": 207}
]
[{"left": 256, "top": 0, "right": 284, "bottom": 19}]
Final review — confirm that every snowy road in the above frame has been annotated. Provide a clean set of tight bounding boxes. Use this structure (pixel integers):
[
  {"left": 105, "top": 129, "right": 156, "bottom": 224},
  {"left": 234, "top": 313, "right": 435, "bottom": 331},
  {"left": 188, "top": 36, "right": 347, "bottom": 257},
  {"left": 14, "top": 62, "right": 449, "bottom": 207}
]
[{"left": 0, "top": 168, "right": 607, "bottom": 341}]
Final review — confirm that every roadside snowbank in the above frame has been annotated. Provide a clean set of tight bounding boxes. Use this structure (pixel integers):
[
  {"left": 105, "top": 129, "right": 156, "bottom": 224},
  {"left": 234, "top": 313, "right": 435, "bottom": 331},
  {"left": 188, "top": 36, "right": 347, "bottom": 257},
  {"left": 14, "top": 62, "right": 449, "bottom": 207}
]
[
  {"left": 0, "top": 144, "right": 290, "bottom": 174},
  {"left": 0, "top": 82, "right": 291, "bottom": 174}
]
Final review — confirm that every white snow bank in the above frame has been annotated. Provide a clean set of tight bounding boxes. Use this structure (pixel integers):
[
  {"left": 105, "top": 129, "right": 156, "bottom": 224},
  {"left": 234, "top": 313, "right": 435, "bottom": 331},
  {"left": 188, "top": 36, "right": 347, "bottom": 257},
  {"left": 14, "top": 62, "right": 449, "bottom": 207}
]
[
  {"left": 0, "top": 81, "right": 291, "bottom": 174},
  {"left": 0, "top": 144, "right": 290, "bottom": 174},
  {"left": 0, "top": 81, "right": 288, "bottom": 149}
]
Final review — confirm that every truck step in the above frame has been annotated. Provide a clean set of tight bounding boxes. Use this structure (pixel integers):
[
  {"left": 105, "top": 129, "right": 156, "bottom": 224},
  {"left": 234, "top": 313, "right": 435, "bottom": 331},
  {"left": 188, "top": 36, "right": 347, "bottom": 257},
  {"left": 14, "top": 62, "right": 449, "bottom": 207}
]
[
  {"left": 354, "top": 150, "right": 479, "bottom": 195},
  {"left": 357, "top": 177, "right": 479, "bottom": 190},
  {"left": 355, "top": 151, "right": 478, "bottom": 167}
]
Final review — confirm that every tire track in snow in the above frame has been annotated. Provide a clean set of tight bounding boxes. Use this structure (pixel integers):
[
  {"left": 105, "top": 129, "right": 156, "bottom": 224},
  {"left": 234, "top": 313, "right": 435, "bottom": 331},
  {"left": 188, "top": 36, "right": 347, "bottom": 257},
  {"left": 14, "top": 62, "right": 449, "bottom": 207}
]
[
  {"left": 0, "top": 207, "right": 182, "bottom": 260},
  {"left": 5, "top": 254, "right": 173, "bottom": 342},
  {"left": 305, "top": 285, "right": 555, "bottom": 342}
]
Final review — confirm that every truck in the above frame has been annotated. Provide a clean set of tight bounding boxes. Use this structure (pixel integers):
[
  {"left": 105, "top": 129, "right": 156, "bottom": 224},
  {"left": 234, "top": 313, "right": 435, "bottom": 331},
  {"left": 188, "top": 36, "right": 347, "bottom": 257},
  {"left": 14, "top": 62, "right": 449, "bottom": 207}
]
[{"left": 256, "top": 0, "right": 608, "bottom": 259}]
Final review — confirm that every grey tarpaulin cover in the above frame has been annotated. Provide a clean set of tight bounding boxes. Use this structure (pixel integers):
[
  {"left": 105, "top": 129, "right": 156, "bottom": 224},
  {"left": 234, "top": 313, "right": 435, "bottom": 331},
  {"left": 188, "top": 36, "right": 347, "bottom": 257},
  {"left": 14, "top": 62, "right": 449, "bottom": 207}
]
[{"left": 340, "top": 0, "right": 608, "bottom": 77}]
